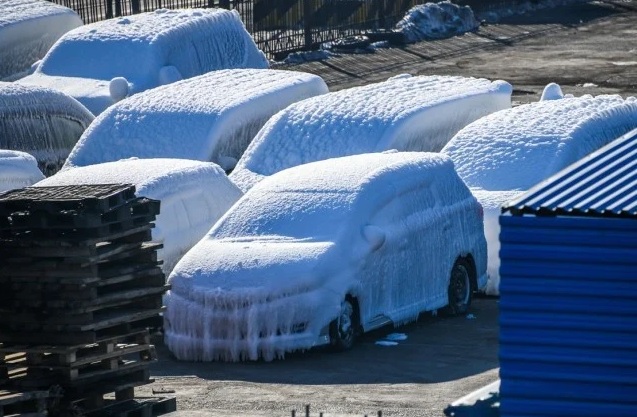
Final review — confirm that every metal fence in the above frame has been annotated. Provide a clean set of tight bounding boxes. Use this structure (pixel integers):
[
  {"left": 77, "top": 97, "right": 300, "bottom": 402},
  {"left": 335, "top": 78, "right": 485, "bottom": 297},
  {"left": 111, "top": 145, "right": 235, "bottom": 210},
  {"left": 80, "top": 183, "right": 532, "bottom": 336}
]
[{"left": 49, "top": 0, "right": 513, "bottom": 58}]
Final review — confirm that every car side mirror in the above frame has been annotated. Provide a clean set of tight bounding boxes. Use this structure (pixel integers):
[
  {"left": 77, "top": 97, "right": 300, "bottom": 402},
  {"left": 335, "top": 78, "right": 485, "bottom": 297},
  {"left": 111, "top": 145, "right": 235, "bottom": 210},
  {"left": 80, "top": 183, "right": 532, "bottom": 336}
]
[
  {"left": 109, "top": 77, "right": 130, "bottom": 102},
  {"left": 29, "top": 60, "right": 42, "bottom": 74},
  {"left": 362, "top": 225, "right": 385, "bottom": 252}
]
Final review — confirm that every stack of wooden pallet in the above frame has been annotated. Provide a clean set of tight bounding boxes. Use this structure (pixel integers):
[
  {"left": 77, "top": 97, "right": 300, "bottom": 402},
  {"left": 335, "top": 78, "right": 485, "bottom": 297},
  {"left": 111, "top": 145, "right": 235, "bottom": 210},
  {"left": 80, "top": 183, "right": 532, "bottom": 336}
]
[{"left": 0, "top": 184, "right": 174, "bottom": 416}]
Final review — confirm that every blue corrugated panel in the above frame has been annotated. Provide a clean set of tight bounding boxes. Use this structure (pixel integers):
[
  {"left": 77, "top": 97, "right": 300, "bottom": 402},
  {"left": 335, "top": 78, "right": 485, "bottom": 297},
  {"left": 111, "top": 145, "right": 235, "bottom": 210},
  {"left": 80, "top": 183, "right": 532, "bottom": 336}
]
[
  {"left": 504, "top": 127, "right": 637, "bottom": 218},
  {"left": 499, "top": 214, "right": 637, "bottom": 417}
]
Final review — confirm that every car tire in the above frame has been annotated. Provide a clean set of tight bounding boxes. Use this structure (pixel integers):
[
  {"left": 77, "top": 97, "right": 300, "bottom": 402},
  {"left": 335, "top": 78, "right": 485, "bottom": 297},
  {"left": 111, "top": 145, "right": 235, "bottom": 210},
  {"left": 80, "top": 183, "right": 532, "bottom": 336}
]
[
  {"left": 442, "top": 258, "right": 473, "bottom": 316},
  {"left": 330, "top": 299, "right": 358, "bottom": 351}
]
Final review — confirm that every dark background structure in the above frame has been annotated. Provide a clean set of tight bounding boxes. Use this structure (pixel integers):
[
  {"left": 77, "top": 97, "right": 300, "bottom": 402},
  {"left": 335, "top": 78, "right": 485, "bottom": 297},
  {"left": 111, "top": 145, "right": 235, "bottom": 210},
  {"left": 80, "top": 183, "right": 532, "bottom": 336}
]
[{"left": 47, "top": 0, "right": 522, "bottom": 58}]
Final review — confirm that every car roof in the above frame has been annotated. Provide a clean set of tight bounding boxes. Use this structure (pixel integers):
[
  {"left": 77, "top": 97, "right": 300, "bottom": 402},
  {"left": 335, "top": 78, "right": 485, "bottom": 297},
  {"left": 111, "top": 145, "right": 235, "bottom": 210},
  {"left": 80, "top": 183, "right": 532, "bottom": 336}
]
[
  {"left": 63, "top": 69, "right": 327, "bottom": 169},
  {"left": 57, "top": 8, "right": 233, "bottom": 43},
  {"left": 253, "top": 151, "right": 458, "bottom": 197},
  {"left": 442, "top": 95, "right": 637, "bottom": 190},
  {"left": 0, "top": 0, "right": 78, "bottom": 29}
]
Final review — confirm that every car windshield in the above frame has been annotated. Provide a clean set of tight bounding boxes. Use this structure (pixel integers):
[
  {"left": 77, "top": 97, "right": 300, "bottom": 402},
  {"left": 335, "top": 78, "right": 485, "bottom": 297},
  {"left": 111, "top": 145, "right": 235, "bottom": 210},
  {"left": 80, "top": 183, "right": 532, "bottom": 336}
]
[
  {"left": 39, "top": 38, "right": 156, "bottom": 80},
  {"left": 213, "top": 190, "right": 354, "bottom": 240}
]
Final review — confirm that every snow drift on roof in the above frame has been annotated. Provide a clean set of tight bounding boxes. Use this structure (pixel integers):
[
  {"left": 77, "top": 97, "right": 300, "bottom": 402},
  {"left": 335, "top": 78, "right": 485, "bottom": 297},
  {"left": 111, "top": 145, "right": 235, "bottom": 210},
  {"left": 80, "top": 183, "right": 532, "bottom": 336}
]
[
  {"left": 36, "top": 158, "right": 242, "bottom": 274},
  {"left": 0, "top": 0, "right": 82, "bottom": 80},
  {"left": 63, "top": 69, "right": 328, "bottom": 171},
  {"left": 36, "top": 8, "right": 268, "bottom": 80},
  {"left": 0, "top": 149, "right": 45, "bottom": 193},
  {"left": 230, "top": 74, "right": 511, "bottom": 191},
  {"left": 0, "top": 0, "right": 78, "bottom": 29},
  {"left": 442, "top": 94, "right": 637, "bottom": 191}
]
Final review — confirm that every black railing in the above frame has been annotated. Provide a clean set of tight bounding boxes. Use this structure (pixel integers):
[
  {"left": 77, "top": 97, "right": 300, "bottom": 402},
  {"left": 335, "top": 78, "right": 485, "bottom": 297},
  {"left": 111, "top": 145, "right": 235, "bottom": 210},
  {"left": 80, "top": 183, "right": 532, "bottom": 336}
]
[{"left": 49, "top": 0, "right": 513, "bottom": 58}]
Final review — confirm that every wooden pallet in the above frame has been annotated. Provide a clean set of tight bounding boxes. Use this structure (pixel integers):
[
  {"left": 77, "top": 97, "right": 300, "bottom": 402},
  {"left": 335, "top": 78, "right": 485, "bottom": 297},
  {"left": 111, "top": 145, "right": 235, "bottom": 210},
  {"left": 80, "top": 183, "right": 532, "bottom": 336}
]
[
  {"left": 6, "top": 198, "right": 160, "bottom": 230},
  {"left": 0, "top": 313, "right": 164, "bottom": 346},
  {"left": 0, "top": 184, "right": 137, "bottom": 217},
  {"left": 0, "top": 331, "right": 157, "bottom": 391},
  {"left": 0, "top": 389, "right": 52, "bottom": 417}
]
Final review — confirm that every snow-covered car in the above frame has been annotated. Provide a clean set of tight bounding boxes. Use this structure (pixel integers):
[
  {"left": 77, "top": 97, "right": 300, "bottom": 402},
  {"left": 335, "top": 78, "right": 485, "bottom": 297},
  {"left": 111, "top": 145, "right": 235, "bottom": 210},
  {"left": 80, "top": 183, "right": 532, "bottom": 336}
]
[
  {"left": 164, "top": 151, "right": 488, "bottom": 362},
  {"left": 18, "top": 8, "right": 269, "bottom": 116},
  {"left": 0, "top": 82, "right": 94, "bottom": 176},
  {"left": 62, "top": 69, "right": 328, "bottom": 172},
  {"left": 0, "top": 150, "right": 45, "bottom": 193},
  {"left": 230, "top": 74, "right": 511, "bottom": 192},
  {"left": 0, "top": 0, "right": 82, "bottom": 81},
  {"left": 441, "top": 87, "right": 637, "bottom": 295},
  {"left": 36, "top": 158, "right": 242, "bottom": 274}
]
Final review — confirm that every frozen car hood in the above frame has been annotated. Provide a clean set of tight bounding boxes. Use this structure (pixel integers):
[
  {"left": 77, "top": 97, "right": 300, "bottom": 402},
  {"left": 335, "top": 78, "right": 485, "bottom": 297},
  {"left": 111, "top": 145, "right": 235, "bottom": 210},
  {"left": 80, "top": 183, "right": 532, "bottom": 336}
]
[
  {"left": 19, "top": 73, "right": 116, "bottom": 116},
  {"left": 169, "top": 238, "right": 337, "bottom": 298}
]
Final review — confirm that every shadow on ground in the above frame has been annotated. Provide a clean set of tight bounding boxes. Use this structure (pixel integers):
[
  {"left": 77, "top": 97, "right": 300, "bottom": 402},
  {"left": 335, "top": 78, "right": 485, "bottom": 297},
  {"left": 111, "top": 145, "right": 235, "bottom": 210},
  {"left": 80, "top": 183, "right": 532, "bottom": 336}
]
[{"left": 150, "top": 297, "right": 499, "bottom": 385}]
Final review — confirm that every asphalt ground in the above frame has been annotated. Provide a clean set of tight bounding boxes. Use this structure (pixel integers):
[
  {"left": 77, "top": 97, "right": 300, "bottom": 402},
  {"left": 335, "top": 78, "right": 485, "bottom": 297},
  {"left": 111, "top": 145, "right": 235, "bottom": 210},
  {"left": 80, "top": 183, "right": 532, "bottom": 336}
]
[
  {"left": 144, "top": 2, "right": 636, "bottom": 415},
  {"left": 280, "top": 0, "right": 637, "bottom": 105}
]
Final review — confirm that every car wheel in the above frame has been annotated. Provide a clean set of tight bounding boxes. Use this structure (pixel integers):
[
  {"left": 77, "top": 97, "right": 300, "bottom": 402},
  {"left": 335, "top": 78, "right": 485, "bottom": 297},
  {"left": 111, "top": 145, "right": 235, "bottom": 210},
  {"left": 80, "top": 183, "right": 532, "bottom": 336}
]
[
  {"left": 442, "top": 258, "right": 473, "bottom": 316},
  {"left": 330, "top": 299, "right": 357, "bottom": 351}
]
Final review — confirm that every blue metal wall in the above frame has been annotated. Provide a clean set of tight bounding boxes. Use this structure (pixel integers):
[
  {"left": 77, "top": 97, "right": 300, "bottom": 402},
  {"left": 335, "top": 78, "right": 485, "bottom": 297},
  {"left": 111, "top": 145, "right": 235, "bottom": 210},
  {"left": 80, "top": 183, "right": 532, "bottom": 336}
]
[{"left": 499, "top": 214, "right": 637, "bottom": 417}]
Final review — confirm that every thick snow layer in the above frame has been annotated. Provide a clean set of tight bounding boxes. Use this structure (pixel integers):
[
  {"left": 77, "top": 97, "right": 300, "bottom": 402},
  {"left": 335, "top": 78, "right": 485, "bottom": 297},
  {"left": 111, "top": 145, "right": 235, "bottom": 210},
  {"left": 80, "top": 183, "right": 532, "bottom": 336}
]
[
  {"left": 0, "top": 0, "right": 82, "bottom": 81},
  {"left": 165, "top": 152, "right": 487, "bottom": 361},
  {"left": 397, "top": 1, "right": 479, "bottom": 43},
  {"left": 35, "top": 158, "right": 242, "bottom": 274},
  {"left": 442, "top": 93, "right": 637, "bottom": 295},
  {"left": 63, "top": 69, "right": 328, "bottom": 171},
  {"left": 442, "top": 94, "right": 637, "bottom": 191},
  {"left": 0, "top": 82, "right": 94, "bottom": 176},
  {"left": 0, "top": 150, "right": 45, "bottom": 193},
  {"left": 230, "top": 75, "right": 511, "bottom": 192},
  {"left": 18, "top": 8, "right": 269, "bottom": 115}
]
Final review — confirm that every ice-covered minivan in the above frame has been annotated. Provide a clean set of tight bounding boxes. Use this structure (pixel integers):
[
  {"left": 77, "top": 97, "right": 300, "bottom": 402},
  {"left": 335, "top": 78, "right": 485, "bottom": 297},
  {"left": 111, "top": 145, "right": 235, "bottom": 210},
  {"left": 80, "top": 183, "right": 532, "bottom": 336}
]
[{"left": 165, "top": 151, "right": 488, "bottom": 362}]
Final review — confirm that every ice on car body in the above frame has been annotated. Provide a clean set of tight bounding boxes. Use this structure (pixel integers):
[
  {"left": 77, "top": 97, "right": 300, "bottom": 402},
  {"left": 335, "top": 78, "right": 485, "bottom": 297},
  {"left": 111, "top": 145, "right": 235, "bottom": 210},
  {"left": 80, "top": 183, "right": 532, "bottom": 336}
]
[
  {"left": 62, "top": 69, "right": 328, "bottom": 172},
  {"left": 0, "top": 82, "right": 94, "bottom": 176},
  {"left": 18, "top": 8, "right": 269, "bottom": 115},
  {"left": 0, "top": 0, "right": 82, "bottom": 81},
  {"left": 165, "top": 151, "right": 487, "bottom": 362},
  {"left": 442, "top": 92, "right": 637, "bottom": 295},
  {"left": 230, "top": 74, "right": 512, "bottom": 192}
]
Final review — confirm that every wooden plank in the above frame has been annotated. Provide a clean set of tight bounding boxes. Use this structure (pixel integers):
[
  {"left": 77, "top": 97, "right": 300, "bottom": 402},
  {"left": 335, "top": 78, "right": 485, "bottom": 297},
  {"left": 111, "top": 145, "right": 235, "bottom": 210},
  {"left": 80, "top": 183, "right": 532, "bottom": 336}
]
[
  {"left": 0, "top": 313, "right": 164, "bottom": 345},
  {"left": 0, "top": 330, "right": 150, "bottom": 355}
]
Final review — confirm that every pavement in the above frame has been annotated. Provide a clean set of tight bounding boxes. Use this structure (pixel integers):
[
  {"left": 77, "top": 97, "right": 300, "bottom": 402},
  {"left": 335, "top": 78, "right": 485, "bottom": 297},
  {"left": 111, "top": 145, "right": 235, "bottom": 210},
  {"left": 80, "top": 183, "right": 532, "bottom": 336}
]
[
  {"left": 149, "top": 2, "right": 636, "bottom": 416},
  {"left": 279, "top": 0, "right": 637, "bottom": 104}
]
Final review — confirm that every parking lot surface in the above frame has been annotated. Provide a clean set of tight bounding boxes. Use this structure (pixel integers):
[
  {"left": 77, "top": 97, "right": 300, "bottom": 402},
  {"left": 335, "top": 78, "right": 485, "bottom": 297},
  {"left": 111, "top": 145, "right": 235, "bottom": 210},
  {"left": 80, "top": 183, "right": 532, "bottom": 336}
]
[
  {"left": 145, "top": 298, "right": 499, "bottom": 416},
  {"left": 142, "top": 2, "right": 636, "bottom": 415}
]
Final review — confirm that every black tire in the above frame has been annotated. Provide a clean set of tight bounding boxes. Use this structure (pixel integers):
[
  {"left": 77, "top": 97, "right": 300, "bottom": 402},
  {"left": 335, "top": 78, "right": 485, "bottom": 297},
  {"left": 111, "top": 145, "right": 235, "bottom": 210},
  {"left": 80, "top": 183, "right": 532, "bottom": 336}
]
[
  {"left": 331, "top": 35, "right": 371, "bottom": 52},
  {"left": 442, "top": 258, "right": 473, "bottom": 316},
  {"left": 330, "top": 299, "right": 358, "bottom": 351}
]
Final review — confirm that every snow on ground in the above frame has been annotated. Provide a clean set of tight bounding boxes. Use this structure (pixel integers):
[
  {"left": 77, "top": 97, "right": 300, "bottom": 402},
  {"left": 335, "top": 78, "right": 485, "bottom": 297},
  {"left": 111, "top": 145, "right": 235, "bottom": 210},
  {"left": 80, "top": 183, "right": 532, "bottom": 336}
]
[
  {"left": 18, "top": 8, "right": 269, "bottom": 115},
  {"left": 0, "top": 0, "right": 82, "bottom": 81},
  {"left": 0, "top": 82, "right": 94, "bottom": 176},
  {"left": 0, "top": 150, "right": 45, "bottom": 193},
  {"left": 397, "top": 1, "right": 479, "bottom": 43},
  {"left": 165, "top": 151, "right": 487, "bottom": 361},
  {"left": 63, "top": 69, "right": 328, "bottom": 172},
  {"left": 442, "top": 91, "right": 637, "bottom": 294},
  {"left": 230, "top": 74, "right": 511, "bottom": 192},
  {"left": 36, "top": 158, "right": 242, "bottom": 274}
]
